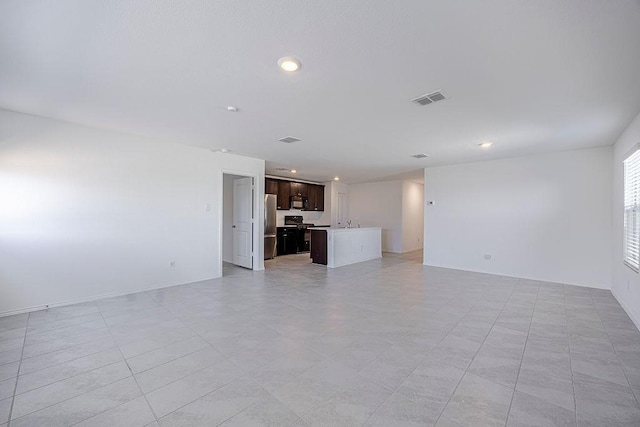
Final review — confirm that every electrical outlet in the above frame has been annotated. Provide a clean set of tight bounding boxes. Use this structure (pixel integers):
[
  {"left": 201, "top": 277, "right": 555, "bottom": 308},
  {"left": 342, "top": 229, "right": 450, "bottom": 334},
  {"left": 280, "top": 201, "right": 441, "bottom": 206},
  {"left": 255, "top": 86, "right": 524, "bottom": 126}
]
[
  {"left": 170, "top": 261, "right": 176, "bottom": 267},
  {"left": 205, "top": 203, "right": 211, "bottom": 212},
  {"left": 484, "top": 254, "right": 492, "bottom": 260}
]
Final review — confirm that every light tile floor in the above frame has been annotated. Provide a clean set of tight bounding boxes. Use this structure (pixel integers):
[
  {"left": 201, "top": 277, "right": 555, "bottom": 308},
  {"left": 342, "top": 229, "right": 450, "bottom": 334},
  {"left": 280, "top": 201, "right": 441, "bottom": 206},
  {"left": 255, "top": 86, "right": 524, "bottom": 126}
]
[{"left": 1, "top": 251, "right": 640, "bottom": 426}]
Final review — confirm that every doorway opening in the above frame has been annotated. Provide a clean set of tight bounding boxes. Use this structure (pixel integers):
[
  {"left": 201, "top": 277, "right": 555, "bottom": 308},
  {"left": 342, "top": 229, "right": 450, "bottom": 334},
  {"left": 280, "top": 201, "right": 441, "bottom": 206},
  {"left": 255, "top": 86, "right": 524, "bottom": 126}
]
[{"left": 222, "top": 173, "right": 254, "bottom": 272}]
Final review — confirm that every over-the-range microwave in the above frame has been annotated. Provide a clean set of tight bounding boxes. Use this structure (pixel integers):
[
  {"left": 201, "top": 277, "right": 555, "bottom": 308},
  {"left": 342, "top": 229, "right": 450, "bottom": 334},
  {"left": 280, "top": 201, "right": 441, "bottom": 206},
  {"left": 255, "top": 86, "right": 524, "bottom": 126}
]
[{"left": 290, "top": 194, "right": 308, "bottom": 210}]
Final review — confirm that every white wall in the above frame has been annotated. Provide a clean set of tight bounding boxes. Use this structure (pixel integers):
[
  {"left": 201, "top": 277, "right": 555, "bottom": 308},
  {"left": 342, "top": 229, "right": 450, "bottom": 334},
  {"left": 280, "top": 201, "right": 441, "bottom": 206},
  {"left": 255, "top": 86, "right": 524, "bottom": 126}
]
[
  {"left": 402, "top": 181, "right": 424, "bottom": 252},
  {"left": 0, "top": 109, "right": 264, "bottom": 316},
  {"left": 424, "top": 147, "right": 613, "bottom": 288},
  {"left": 349, "top": 181, "right": 404, "bottom": 253},
  {"left": 276, "top": 209, "right": 328, "bottom": 226},
  {"left": 330, "top": 181, "right": 349, "bottom": 227},
  {"left": 612, "top": 111, "right": 640, "bottom": 327}
]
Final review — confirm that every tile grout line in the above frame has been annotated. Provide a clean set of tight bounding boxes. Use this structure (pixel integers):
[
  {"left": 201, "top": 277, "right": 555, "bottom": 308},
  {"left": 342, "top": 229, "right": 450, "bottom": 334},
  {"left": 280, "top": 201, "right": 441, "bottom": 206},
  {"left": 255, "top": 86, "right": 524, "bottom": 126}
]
[
  {"left": 357, "top": 281, "right": 472, "bottom": 425},
  {"left": 4, "top": 255, "right": 638, "bottom": 426},
  {"left": 564, "top": 287, "right": 580, "bottom": 426},
  {"left": 19, "top": 319, "right": 109, "bottom": 349},
  {"left": 127, "top": 286, "right": 271, "bottom": 423},
  {"left": 564, "top": 287, "right": 612, "bottom": 426},
  {"left": 212, "top": 376, "right": 292, "bottom": 426},
  {"left": 431, "top": 278, "right": 521, "bottom": 427},
  {"left": 7, "top": 306, "right": 155, "bottom": 424},
  {"left": 367, "top": 285, "right": 490, "bottom": 425},
  {"left": 587, "top": 288, "right": 640, "bottom": 408},
  {"left": 227, "top": 259, "right": 428, "bottom": 425},
  {"left": 56, "top": 302, "right": 219, "bottom": 427},
  {"left": 358, "top": 309, "right": 464, "bottom": 426},
  {"left": 6, "top": 300, "right": 220, "bottom": 421},
  {"left": 16, "top": 340, "right": 119, "bottom": 379},
  {"left": 6, "top": 312, "right": 31, "bottom": 427},
  {"left": 503, "top": 279, "right": 540, "bottom": 427},
  {"left": 8, "top": 360, "right": 132, "bottom": 423},
  {"left": 119, "top": 335, "right": 209, "bottom": 375},
  {"left": 96, "top": 308, "right": 160, "bottom": 424}
]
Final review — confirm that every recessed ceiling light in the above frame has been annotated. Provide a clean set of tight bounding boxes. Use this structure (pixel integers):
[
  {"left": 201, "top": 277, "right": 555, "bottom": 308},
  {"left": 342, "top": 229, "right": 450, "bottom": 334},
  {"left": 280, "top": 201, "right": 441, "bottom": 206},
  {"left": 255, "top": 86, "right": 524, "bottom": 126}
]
[
  {"left": 220, "top": 148, "right": 230, "bottom": 153},
  {"left": 227, "top": 106, "right": 238, "bottom": 112},
  {"left": 334, "top": 177, "right": 340, "bottom": 181},
  {"left": 290, "top": 169, "right": 297, "bottom": 173},
  {"left": 478, "top": 141, "right": 493, "bottom": 148},
  {"left": 278, "top": 57, "right": 301, "bottom": 72}
]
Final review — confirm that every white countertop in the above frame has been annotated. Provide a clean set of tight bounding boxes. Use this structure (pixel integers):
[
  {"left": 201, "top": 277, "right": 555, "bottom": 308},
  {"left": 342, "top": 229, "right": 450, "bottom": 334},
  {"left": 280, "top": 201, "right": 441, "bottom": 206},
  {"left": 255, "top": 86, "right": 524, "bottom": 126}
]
[{"left": 308, "top": 226, "right": 381, "bottom": 232}]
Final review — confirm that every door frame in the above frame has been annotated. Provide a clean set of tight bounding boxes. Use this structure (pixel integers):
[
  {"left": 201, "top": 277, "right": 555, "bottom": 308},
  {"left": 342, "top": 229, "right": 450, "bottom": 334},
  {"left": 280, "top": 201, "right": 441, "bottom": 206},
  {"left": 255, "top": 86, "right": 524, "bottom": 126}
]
[{"left": 219, "top": 169, "right": 264, "bottom": 274}]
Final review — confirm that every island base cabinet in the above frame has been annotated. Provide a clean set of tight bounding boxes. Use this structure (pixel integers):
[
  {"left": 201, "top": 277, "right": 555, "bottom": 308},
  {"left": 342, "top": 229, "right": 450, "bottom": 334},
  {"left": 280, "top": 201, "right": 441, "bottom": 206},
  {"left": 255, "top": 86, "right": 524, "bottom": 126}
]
[
  {"left": 310, "top": 230, "right": 327, "bottom": 265},
  {"left": 330, "top": 229, "right": 381, "bottom": 268},
  {"left": 309, "top": 227, "right": 381, "bottom": 268}
]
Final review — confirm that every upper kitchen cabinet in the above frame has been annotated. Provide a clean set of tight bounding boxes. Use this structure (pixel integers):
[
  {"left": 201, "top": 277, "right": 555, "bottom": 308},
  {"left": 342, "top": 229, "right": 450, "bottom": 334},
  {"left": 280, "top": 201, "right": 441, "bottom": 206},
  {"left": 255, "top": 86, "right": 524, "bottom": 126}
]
[
  {"left": 290, "top": 182, "right": 308, "bottom": 197},
  {"left": 315, "top": 185, "right": 325, "bottom": 211},
  {"left": 277, "top": 180, "right": 291, "bottom": 210},
  {"left": 307, "top": 184, "right": 325, "bottom": 211},
  {"left": 265, "top": 178, "right": 279, "bottom": 195},
  {"left": 266, "top": 178, "right": 324, "bottom": 211}
]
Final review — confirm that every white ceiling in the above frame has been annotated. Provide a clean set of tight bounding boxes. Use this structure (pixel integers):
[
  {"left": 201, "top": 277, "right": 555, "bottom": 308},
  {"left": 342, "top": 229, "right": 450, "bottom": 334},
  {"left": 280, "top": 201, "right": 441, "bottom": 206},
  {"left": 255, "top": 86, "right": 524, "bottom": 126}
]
[{"left": 1, "top": 0, "right": 639, "bottom": 183}]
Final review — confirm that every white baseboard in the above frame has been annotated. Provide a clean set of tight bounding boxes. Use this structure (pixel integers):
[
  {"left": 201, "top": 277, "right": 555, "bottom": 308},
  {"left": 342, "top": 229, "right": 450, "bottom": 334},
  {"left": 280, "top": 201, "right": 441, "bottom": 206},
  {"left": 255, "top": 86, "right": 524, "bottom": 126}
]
[
  {"left": 0, "top": 275, "right": 221, "bottom": 318},
  {"left": 611, "top": 288, "right": 640, "bottom": 332},
  {"left": 422, "top": 263, "right": 611, "bottom": 290}
]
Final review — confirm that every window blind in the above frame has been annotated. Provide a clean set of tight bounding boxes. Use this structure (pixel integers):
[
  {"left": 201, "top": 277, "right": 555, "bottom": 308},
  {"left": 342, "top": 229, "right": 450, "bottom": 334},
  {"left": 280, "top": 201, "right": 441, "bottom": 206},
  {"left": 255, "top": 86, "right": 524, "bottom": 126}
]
[{"left": 624, "top": 149, "right": 640, "bottom": 271}]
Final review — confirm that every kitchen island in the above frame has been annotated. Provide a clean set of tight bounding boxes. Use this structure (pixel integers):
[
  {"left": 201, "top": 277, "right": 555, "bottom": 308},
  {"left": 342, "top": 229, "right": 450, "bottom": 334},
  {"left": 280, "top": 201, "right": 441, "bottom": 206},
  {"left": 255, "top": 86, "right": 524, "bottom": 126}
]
[{"left": 309, "top": 227, "right": 382, "bottom": 268}]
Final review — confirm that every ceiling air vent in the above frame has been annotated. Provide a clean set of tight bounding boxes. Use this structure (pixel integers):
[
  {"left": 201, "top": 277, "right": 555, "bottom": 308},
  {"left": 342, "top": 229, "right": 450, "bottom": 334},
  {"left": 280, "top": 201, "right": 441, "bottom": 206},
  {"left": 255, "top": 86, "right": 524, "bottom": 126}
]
[
  {"left": 411, "top": 153, "right": 429, "bottom": 159},
  {"left": 412, "top": 90, "right": 446, "bottom": 106},
  {"left": 274, "top": 167, "right": 290, "bottom": 171},
  {"left": 278, "top": 136, "right": 301, "bottom": 143}
]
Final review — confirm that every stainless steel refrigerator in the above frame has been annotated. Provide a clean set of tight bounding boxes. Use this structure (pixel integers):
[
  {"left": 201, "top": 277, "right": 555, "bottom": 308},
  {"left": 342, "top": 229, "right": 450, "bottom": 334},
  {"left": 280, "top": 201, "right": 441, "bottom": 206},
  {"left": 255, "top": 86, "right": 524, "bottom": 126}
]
[{"left": 264, "top": 194, "right": 277, "bottom": 259}]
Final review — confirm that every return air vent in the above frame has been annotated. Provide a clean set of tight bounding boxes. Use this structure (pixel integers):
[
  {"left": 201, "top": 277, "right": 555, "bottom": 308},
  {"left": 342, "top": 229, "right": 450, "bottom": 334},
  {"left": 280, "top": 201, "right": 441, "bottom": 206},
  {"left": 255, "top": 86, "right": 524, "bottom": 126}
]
[
  {"left": 278, "top": 136, "right": 301, "bottom": 143},
  {"left": 411, "top": 153, "right": 430, "bottom": 159},
  {"left": 274, "top": 167, "right": 290, "bottom": 171},
  {"left": 412, "top": 90, "right": 446, "bottom": 106}
]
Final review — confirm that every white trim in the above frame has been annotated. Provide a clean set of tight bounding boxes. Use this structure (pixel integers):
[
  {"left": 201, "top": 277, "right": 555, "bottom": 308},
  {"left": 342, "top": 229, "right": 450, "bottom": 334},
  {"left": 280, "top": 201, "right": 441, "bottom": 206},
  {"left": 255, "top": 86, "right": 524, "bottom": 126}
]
[
  {"left": 623, "top": 260, "right": 639, "bottom": 274},
  {"left": 623, "top": 145, "right": 640, "bottom": 271},
  {"left": 0, "top": 275, "right": 220, "bottom": 318},
  {"left": 422, "top": 263, "right": 611, "bottom": 290},
  {"left": 220, "top": 169, "right": 263, "bottom": 274},
  {"left": 623, "top": 142, "right": 640, "bottom": 161},
  {"left": 611, "top": 288, "right": 640, "bottom": 332}
]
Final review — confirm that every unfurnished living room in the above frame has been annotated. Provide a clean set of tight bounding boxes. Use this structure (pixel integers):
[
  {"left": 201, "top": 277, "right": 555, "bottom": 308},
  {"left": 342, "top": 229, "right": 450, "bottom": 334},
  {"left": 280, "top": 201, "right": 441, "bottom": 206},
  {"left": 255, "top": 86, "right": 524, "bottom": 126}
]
[{"left": 1, "top": 1, "right": 640, "bottom": 426}]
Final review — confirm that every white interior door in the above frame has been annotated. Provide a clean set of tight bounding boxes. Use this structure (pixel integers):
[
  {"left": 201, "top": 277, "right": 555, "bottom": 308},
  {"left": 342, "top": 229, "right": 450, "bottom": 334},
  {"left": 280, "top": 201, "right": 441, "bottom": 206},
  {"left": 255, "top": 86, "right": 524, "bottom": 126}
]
[
  {"left": 337, "top": 192, "right": 348, "bottom": 226},
  {"left": 232, "top": 177, "right": 253, "bottom": 269}
]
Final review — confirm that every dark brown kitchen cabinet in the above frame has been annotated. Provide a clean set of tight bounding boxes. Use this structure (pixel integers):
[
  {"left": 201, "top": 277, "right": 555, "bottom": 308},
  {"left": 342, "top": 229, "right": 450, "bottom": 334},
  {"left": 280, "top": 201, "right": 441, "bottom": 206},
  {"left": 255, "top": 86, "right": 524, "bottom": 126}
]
[
  {"left": 315, "top": 185, "right": 325, "bottom": 211},
  {"left": 307, "top": 184, "right": 325, "bottom": 211},
  {"left": 277, "top": 180, "right": 291, "bottom": 210},
  {"left": 267, "top": 178, "right": 324, "bottom": 211},
  {"left": 290, "top": 182, "right": 307, "bottom": 197},
  {"left": 265, "top": 178, "right": 278, "bottom": 195},
  {"left": 306, "top": 185, "right": 316, "bottom": 210},
  {"left": 310, "top": 229, "right": 327, "bottom": 265}
]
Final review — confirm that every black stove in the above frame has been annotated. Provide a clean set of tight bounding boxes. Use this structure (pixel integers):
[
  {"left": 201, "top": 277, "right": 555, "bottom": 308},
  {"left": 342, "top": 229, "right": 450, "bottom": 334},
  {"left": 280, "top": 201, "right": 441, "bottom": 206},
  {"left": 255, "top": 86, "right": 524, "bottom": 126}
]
[
  {"left": 277, "top": 216, "right": 314, "bottom": 255},
  {"left": 283, "top": 215, "right": 302, "bottom": 226}
]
